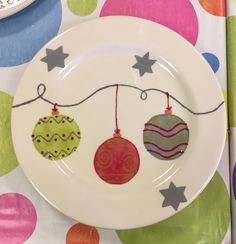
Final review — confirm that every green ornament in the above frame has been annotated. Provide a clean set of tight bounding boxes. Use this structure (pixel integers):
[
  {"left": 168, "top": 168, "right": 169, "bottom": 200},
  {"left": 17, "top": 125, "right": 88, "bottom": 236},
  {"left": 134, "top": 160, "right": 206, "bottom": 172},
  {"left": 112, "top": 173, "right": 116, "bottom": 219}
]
[{"left": 32, "top": 105, "right": 81, "bottom": 160}]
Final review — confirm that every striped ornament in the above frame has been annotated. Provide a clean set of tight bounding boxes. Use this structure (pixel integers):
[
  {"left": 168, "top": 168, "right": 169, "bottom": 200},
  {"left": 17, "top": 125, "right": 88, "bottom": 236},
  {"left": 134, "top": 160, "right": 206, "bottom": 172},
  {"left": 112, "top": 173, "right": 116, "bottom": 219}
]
[{"left": 143, "top": 114, "right": 189, "bottom": 160}]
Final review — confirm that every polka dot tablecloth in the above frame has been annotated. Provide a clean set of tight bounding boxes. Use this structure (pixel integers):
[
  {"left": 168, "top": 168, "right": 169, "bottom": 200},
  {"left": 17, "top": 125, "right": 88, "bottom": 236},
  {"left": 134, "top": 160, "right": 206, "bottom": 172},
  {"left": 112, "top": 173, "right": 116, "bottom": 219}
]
[
  {"left": 227, "top": 0, "right": 236, "bottom": 243},
  {"left": 0, "top": 0, "right": 233, "bottom": 243}
]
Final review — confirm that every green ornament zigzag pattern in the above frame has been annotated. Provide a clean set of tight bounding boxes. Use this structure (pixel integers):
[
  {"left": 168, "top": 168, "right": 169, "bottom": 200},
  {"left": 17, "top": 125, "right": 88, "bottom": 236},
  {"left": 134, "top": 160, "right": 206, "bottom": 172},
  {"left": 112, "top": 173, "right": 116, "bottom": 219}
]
[{"left": 32, "top": 114, "right": 80, "bottom": 160}]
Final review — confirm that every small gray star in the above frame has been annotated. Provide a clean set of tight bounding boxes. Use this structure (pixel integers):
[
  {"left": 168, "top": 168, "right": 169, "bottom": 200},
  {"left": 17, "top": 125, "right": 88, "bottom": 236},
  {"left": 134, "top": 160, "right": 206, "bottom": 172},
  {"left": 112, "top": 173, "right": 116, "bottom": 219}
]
[
  {"left": 40, "top": 46, "right": 69, "bottom": 72},
  {"left": 160, "top": 182, "right": 187, "bottom": 211},
  {"left": 132, "top": 52, "right": 156, "bottom": 77}
]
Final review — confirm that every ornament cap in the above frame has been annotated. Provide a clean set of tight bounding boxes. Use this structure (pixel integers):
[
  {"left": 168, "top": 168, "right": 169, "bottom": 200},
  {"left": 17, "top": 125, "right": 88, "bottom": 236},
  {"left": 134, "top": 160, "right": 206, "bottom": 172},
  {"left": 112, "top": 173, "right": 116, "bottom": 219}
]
[
  {"left": 165, "top": 108, "right": 172, "bottom": 115},
  {"left": 52, "top": 103, "right": 59, "bottom": 115},
  {"left": 113, "top": 129, "right": 122, "bottom": 137},
  {"left": 165, "top": 92, "right": 172, "bottom": 114}
]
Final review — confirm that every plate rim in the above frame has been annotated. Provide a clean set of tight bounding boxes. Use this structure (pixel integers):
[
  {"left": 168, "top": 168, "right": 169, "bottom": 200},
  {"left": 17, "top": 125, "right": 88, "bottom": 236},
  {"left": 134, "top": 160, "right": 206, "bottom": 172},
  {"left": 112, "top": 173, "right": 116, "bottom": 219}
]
[
  {"left": 11, "top": 16, "right": 227, "bottom": 229},
  {"left": 0, "top": 0, "right": 35, "bottom": 19}
]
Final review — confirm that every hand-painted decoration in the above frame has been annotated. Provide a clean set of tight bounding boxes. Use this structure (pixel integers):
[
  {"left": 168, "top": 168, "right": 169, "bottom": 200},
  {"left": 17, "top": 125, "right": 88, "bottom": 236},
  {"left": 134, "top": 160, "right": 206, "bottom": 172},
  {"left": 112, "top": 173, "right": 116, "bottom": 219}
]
[
  {"left": 160, "top": 182, "right": 187, "bottom": 210},
  {"left": 12, "top": 83, "right": 224, "bottom": 115},
  {"left": 13, "top": 78, "right": 224, "bottom": 166},
  {"left": 143, "top": 93, "right": 189, "bottom": 160},
  {"left": 40, "top": 46, "right": 69, "bottom": 72},
  {"left": 132, "top": 52, "right": 157, "bottom": 77},
  {"left": 32, "top": 104, "right": 81, "bottom": 160},
  {"left": 94, "top": 85, "right": 140, "bottom": 184}
]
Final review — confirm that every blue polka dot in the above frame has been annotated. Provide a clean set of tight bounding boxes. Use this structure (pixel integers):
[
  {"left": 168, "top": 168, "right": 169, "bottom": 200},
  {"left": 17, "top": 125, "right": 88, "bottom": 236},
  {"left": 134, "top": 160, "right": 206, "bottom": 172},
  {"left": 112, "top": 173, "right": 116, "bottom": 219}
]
[
  {"left": 202, "top": 52, "right": 220, "bottom": 73},
  {"left": 0, "top": 0, "right": 62, "bottom": 67}
]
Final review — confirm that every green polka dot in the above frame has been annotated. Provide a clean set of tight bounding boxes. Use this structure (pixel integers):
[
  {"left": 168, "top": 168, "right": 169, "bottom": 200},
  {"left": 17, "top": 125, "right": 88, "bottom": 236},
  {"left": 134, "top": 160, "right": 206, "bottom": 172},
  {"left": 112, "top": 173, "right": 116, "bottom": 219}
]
[
  {"left": 67, "top": 0, "right": 97, "bottom": 16},
  {"left": 117, "top": 172, "right": 230, "bottom": 244},
  {"left": 227, "top": 16, "right": 236, "bottom": 127},
  {"left": 0, "top": 91, "right": 18, "bottom": 176}
]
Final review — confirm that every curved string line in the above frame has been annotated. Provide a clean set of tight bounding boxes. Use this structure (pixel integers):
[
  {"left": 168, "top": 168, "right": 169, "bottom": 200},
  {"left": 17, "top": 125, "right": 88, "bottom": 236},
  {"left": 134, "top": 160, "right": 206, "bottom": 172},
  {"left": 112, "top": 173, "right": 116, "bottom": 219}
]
[
  {"left": 12, "top": 83, "right": 224, "bottom": 115},
  {"left": 12, "top": 83, "right": 145, "bottom": 108},
  {"left": 12, "top": 94, "right": 42, "bottom": 108},
  {"left": 12, "top": 83, "right": 47, "bottom": 108}
]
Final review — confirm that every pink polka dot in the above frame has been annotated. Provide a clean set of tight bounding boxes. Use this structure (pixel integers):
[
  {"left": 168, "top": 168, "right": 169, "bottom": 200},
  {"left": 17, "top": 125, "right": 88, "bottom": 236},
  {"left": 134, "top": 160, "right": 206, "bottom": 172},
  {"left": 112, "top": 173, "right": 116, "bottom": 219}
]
[
  {"left": 100, "top": 0, "right": 199, "bottom": 45},
  {"left": 0, "top": 193, "right": 37, "bottom": 243}
]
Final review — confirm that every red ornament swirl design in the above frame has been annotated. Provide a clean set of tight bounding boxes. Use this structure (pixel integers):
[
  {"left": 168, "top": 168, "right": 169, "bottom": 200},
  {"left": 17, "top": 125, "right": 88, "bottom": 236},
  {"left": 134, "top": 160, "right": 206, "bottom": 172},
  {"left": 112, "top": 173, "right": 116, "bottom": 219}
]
[
  {"left": 95, "top": 149, "right": 113, "bottom": 169},
  {"left": 122, "top": 153, "right": 138, "bottom": 173},
  {"left": 94, "top": 136, "right": 140, "bottom": 184}
]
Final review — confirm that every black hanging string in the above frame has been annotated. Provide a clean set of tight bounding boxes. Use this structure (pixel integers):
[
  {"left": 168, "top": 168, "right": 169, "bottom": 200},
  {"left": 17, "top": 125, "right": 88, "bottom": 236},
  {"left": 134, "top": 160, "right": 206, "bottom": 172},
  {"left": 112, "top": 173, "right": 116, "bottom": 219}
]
[{"left": 12, "top": 83, "right": 224, "bottom": 115}]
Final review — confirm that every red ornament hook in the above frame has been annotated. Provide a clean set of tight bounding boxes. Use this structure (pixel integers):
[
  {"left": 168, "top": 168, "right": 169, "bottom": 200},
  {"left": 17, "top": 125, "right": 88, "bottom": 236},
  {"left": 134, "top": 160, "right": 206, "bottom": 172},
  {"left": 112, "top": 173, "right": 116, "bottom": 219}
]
[
  {"left": 114, "top": 84, "right": 121, "bottom": 137},
  {"left": 52, "top": 103, "right": 59, "bottom": 115},
  {"left": 165, "top": 92, "right": 172, "bottom": 114}
]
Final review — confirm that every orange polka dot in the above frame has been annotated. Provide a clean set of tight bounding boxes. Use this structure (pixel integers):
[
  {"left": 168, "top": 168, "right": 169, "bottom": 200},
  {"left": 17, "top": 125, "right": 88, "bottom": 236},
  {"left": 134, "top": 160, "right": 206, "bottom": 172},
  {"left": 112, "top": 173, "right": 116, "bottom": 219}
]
[
  {"left": 199, "top": 0, "right": 226, "bottom": 16},
  {"left": 66, "top": 223, "right": 99, "bottom": 244}
]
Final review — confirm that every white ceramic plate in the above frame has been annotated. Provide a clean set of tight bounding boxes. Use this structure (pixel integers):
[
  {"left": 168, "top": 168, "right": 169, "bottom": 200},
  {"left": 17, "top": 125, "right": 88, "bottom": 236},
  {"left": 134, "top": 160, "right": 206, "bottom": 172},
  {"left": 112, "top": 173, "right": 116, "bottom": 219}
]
[
  {"left": 0, "top": 0, "right": 35, "bottom": 19},
  {"left": 11, "top": 16, "right": 226, "bottom": 229}
]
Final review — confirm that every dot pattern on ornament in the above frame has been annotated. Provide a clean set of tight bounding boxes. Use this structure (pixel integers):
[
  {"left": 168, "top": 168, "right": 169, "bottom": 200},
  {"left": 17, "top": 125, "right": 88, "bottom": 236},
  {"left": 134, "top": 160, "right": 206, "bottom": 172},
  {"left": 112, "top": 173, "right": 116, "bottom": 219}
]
[{"left": 32, "top": 114, "right": 81, "bottom": 160}]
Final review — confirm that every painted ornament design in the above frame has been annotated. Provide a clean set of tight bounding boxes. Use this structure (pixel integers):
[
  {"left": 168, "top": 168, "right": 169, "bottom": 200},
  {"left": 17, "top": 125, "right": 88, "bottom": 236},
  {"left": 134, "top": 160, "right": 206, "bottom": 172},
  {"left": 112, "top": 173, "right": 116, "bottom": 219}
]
[
  {"left": 94, "top": 132, "right": 140, "bottom": 185},
  {"left": 32, "top": 104, "right": 81, "bottom": 160},
  {"left": 94, "top": 85, "right": 140, "bottom": 184},
  {"left": 143, "top": 93, "right": 189, "bottom": 160}
]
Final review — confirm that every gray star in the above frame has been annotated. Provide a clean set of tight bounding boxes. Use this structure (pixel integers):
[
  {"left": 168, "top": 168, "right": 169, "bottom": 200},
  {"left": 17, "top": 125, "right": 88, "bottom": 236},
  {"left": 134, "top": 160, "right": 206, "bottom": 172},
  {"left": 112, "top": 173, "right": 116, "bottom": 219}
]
[
  {"left": 160, "top": 182, "right": 187, "bottom": 211},
  {"left": 132, "top": 52, "right": 156, "bottom": 77},
  {"left": 40, "top": 46, "right": 69, "bottom": 72}
]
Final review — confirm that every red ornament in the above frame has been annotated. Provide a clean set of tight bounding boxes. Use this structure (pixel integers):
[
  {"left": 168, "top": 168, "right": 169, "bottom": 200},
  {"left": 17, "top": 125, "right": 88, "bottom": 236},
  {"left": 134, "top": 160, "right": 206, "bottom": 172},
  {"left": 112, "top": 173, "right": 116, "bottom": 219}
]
[
  {"left": 94, "top": 134, "right": 140, "bottom": 184},
  {"left": 94, "top": 85, "right": 140, "bottom": 184}
]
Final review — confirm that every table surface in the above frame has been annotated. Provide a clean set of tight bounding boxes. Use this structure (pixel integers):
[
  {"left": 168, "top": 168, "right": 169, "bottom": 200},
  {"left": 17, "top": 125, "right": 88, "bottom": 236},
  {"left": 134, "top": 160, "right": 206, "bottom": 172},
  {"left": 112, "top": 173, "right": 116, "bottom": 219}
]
[{"left": 0, "top": 0, "right": 234, "bottom": 243}]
